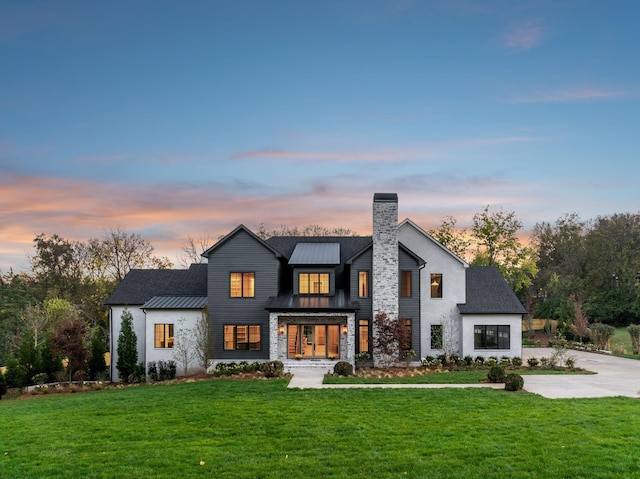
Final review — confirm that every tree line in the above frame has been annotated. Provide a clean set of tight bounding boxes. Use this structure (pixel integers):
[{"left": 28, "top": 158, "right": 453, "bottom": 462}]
[{"left": 2, "top": 209, "right": 640, "bottom": 388}]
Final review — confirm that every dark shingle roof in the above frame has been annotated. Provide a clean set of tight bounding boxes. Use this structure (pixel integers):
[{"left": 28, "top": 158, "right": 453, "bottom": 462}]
[
  {"left": 265, "top": 289, "right": 360, "bottom": 312},
  {"left": 142, "top": 296, "right": 207, "bottom": 310},
  {"left": 265, "top": 236, "right": 372, "bottom": 263},
  {"left": 105, "top": 263, "right": 207, "bottom": 306},
  {"left": 457, "top": 266, "right": 527, "bottom": 315}
]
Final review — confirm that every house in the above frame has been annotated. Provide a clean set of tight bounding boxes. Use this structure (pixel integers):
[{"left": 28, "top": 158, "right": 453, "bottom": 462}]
[{"left": 106, "top": 193, "right": 526, "bottom": 381}]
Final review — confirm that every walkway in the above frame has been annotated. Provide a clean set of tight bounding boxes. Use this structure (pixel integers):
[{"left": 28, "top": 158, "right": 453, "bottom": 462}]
[{"left": 287, "top": 349, "right": 640, "bottom": 399}]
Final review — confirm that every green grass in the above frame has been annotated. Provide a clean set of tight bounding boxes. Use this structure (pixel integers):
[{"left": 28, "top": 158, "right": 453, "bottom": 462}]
[
  {"left": 1, "top": 379, "right": 638, "bottom": 478},
  {"left": 610, "top": 327, "right": 640, "bottom": 359}
]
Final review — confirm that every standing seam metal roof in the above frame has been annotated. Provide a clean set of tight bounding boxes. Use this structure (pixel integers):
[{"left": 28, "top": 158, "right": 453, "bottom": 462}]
[{"left": 142, "top": 296, "right": 207, "bottom": 310}]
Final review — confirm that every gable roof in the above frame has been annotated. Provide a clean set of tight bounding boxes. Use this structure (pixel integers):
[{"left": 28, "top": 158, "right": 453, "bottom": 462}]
[
  {"left": 457, "top": 266, "right": 527, "bottom": 315},
  {"left": 265, "top": 236, "right": 372, "bottom": 263},
  {"left": 201, "top": 224, "right": 281, "bottom": 259},
  {"left": 104, "top": 263, "right": 207, "bottom": 306},
  {"left": 399, "top": 218, "right": 468, "bottom": 267}
]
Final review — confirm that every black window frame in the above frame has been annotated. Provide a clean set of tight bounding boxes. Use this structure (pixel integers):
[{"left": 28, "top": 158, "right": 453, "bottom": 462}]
[
  {"left": 223, "top": 324, "right": 261, "bottom": 350},
  {"left": 229, "top": 272, "right": 255, "bottom": 298},
  {"left": 430, "top": 324, "right": 443, "bottom": 350},
  {"left": 474, "top": 325, "right": 510, "bottom": 350}
]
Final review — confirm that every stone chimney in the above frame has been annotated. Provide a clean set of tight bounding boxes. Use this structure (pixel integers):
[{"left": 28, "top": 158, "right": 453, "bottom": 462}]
[{"left": 372, "top": 193, "right": 399, "bottom": 365}]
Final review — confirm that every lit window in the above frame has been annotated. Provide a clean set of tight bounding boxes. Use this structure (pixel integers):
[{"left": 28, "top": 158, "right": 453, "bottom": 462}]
[
  {"left": 155, "top": 324, "right": 174, "bottom": 348},
  {"left": 358, "top": 319, "right": 369, "bottom": 353},
  {"left": 358, "top": 271, "right": 369, "bottom": 298},
  {"left": 224, "top": 325, "right": 261, "bottom": 350},
  {"left": 400, "top": 319, "right": 412, "bottom": 350},
  {"left": 299, "top": 273, "right": 329, "bottom": 294},
  {"left": 401, "top": 271, "right": 412, "bottom": 297},
  {"left": 430, "top": 274, "right": 443, "bottom": 298},
  {"left": 474, "top": 325, "right": 510, "bottom": 350},
  {"left": 230, "top": 272, "right": 255, "bottom": 297},
  {"left": 430, "top": 324, "right": 443, "bottom": 350}
]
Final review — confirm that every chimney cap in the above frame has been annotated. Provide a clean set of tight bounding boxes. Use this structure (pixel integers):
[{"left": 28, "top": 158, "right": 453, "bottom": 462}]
[{"left": 373, "top": 193, "right": 398, "bottom": 203}]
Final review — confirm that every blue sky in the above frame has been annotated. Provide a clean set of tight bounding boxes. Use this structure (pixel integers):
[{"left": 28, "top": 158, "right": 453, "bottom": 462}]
[{"left": 1, "top": 0, "right": 639, "bottom": 272}]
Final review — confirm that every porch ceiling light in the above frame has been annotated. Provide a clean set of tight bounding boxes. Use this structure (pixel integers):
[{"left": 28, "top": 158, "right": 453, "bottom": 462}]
[{"left": 431, "top": 279, "right": 439, "bottom": 286}]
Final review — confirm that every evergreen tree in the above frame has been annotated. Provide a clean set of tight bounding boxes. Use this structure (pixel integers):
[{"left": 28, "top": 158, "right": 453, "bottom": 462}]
[
  {"left": 88, "top": 327, "right": 108, "bottom": 380},
  {"left": 116, "top": 309, "right": 138, "bottom": 382}
]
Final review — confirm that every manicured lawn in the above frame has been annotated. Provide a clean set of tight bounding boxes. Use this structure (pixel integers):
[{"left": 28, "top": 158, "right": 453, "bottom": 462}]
[{"left": 1, "top": 379, "right": 638, "bottom": 478}]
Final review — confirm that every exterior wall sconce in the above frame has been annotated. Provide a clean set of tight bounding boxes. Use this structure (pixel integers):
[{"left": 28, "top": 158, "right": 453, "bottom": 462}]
[
  {"left": 342, "top": 325, "right": 348, "bottom": 334},
  {"left": 278, "top": 324, "right": 285, "bottom": 335}
]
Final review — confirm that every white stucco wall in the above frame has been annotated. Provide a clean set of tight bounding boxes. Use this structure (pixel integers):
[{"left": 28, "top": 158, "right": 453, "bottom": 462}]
[
  {"left": 144, "top": 309, "right": 205, "bottom": 377},
  {"left": 398, "top": 220, "right": 468, "bottom": 357},
  {"left": 461, "top": 314, "right": 523, "bottom": 358},
  {"left": 110, "top": 305, "right": 146, "bottom": 382}
]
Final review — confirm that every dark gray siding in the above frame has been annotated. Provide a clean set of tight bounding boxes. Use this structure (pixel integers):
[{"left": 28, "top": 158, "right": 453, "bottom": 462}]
[
  {"left": 350, "top": 248, "right": 373, "bottom": 352},
  {"left": 399, "top": 248, "right": 421, "bottom": 358},
  {"left": 208, "top": 229, "right": 279, "bottom": 360}
]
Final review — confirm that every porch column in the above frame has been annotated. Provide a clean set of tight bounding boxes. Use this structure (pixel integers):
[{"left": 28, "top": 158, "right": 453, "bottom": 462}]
[{"left": 269, "top": 312, "right": 279, "bottom": 361}]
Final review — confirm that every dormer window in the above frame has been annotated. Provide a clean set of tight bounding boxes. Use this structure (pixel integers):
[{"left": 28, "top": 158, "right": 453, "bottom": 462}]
[{"left": 299, "top": 273, "right": 329, "bottom": 294}]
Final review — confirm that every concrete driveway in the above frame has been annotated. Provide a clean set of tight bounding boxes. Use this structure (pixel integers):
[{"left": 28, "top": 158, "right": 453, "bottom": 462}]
[{"left": 522, "top": 347, "right": 640, "bottom": 399}]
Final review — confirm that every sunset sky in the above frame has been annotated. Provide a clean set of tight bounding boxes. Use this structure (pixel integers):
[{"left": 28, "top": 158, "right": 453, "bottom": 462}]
[{"left": 1, "top": 1, "right": 639, "bottom": 272}]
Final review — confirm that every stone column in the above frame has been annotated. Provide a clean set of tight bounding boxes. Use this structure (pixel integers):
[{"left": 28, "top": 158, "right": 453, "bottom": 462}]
[{"left": 372, "top": 193, "right": 399, "bottom": 366}]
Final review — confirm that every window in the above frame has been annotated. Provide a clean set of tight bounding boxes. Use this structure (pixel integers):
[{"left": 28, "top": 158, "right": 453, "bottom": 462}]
[
  {"left": 430, "top": 324, "right": 443, "bottom": 350},
  {"left": 224, "top": 325, "right": 261, "bottom": 350},
  {"left": 474, "top": 325, "right": 510, "bottom": 350},
  {"left": 400, "top": 319, "right": 412, "bottom": 351},
  {"left": 358, "top": 271, "right": 369, "bottom": 298},
  {"left": 230, "top": 272, "right": 255, "bottom": 297},
  {"left": 358, "top": 319, "right": 369, "bottom": 353},
  {"left": 430, "top": 273, "right": 443, "bottom": 298},
  {"left": 401, "top": 271, "right": 412, "bottom": 297},
  {"left": 155, "top": 324, "right": 174, "bottom": 348},
  {"left": 299, "top": 273, "right": 329, "bottom": 294}
]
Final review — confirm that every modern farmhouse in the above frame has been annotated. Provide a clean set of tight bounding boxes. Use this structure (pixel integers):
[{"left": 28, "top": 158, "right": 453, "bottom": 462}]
[{"left": 106, "top": 193, "right": 526, "bottom": 381}]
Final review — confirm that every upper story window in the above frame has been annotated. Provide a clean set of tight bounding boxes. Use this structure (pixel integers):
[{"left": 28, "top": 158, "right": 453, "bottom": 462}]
[
  {"left": 401, "top": 271, "right": 412, "bottom": 297},
  {"left": 430, "top": 273, "right": 443, "bottom": 298},
  {"left": 230, "top": 272, "right": 255, "bottom": 297},
  {"left": 358, "top": 271, "right": 369, "bottom": 298},
  {"left": 299, "top": 273, "right": 329, "bottom": 294}
]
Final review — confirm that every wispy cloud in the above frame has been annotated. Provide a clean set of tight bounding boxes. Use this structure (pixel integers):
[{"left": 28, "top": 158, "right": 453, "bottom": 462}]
[
  {"left": 504, "top": 19, "right": 544, "bottom": 51},
  {"left": 230, "top": 137, "right": 542, "bottom": 164},
  {"left": 512, "top": 87, "right": 631, "bottom": 104},
  {"left": 229, "top": 149, "right": 410, "bottom": 163}
]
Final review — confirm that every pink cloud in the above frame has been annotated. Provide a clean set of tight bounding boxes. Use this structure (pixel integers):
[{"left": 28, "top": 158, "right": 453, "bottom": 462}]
[
  {"left": 512, "top": 87, "right": 631, "bottom": 104},
  {"left": 505, "top": 19, "right": 544, "bottom": 50},
  {"left": 0, "top": 171, "right": 545, "bottom": 273}
]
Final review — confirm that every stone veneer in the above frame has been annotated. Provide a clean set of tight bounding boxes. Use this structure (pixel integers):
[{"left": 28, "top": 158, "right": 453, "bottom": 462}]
[
  {"left": 372, "top": 193, "right": 399, "bottom": 366},
  {"left": 270, "top": 312, "right": 356, "bottom": 365}
]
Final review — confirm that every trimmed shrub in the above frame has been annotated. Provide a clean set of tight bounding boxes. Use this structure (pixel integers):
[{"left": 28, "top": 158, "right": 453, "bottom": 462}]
[
  {"left": 590, "top": 323, "right": 615, "bottom": 350},
  {"left": 333, "top": 361, "right": 353, "bottom": 377},
  {"left": 526, "top": 357, "right": 539, "bottom": 368},
  {"left": 628, "top": 324, "right": 640, "bottom": 355},
  {"left": 504, "top": 373, "right": 524, "bottom": 391},
  {"left": 262, "top": 360, "right": 284, "bottom": 378},
  {"left": 32, "top": 373, "right": 48, "bottom": 385},
  {"left": 474, "top": 356, "right": 485, "bottom": 366},
  {"left": 128, "top": 362, "right": 146, "bottom": 383},
  {"left": 487, "top": 365, "right": 506, "bottom": 383},
  {"left": 511, "top": 357, "right": 523, "bottom": 369},
  {"left": 147, "top": 361, "right": 158, "bottom": 381},
  {"left": 463, "top": 355, "right": 474, "bottom": 366}
]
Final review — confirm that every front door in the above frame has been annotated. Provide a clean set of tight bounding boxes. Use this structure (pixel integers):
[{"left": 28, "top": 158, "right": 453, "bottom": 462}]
[{"left": 288, "top": 324, "right": 340, "bottom": 359}]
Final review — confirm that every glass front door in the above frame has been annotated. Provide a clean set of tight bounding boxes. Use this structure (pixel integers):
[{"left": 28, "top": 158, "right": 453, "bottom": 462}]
[{"left": 288, "top": 324, "right": 340, "bottom": 359}]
